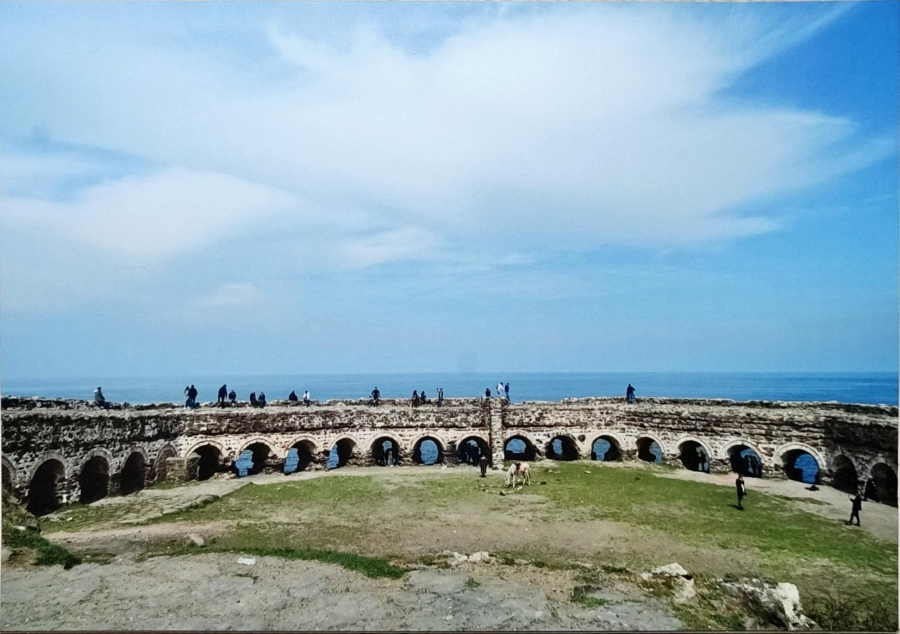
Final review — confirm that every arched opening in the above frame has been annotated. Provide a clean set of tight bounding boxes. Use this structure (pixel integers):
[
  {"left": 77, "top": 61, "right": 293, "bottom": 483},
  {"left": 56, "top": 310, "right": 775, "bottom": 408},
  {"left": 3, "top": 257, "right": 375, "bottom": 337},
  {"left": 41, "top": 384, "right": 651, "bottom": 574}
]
[
  {"left": 637, "top": 437, "right": 663, "bottom": 463},
  {"left": 413, "top": 438, "right": 444, "bottom": 465},
  {"left": 328, "top": 439, "right": 356, "bottom": 470},
  {"left": 866, "top": 463, "right": 898, "bottom": 507},
  {"left": 728, "top": 445, "right": 763, "bottom": 478},
  {"left": 119, "top": 452, "right": 147, "bottom": 494},
  {"left": 830, "top": 455, "right": 858, "bottom": 492},
  {"left": 591, "top": 436, "right": 622, "bottom": 461},
  {"left": 781, "top": 449, "right": 820, "bottom": 484},
  {"left": 371, "top": 437, "right": 401, "bottom": 466},
  {"left": 27, "top": 459, "right": 65, "bottom": 516},
  {"left": 191, "top": 445, "right": 223, "bottom": 481},
  {"left": 233, "top": 443, "right": 274, "bottom": 477},
  {"left": 546, "top": 436, "right": 580, "bottom": 461},
  {"left": 285, "top": 440, "right": 316, "bottom": 474},
  {"left": 154, "top": 446, "right": 177, "bottom": 484},
  {"left": 78, "top": 456, "right": 110, "bottom": 503},
  {"left": 504, "top": 436, "right": 537, "bottom": 461},
  {"left": 456, "top": 437, "right": 490, "bottom": 465},
  {"left": 3, "top": 462, "right": 15, "bottom": 495},
  {"left": 678, "top": 441, "right": 710, "bottom": 473}
]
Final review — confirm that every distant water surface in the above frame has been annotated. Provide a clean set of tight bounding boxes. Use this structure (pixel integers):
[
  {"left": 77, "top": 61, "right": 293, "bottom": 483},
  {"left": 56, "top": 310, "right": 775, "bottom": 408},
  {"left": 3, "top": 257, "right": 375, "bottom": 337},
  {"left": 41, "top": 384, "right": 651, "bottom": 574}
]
[{"left": 3, "top": 372, "right": 896, "bottom": 406}]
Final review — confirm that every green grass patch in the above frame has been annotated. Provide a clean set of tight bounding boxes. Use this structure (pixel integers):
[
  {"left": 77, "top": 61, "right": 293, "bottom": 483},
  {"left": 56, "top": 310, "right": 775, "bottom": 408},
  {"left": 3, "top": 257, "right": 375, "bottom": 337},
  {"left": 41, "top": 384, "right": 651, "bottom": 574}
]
[
  {"left": 572, "top": 585, "right": 610, "bottom": 607},
  {"left": 465, "top": 577, "right": 481, "bottom": 589},
  {"left": 2, "top": 528, "right": 82, "bottom": 569}
]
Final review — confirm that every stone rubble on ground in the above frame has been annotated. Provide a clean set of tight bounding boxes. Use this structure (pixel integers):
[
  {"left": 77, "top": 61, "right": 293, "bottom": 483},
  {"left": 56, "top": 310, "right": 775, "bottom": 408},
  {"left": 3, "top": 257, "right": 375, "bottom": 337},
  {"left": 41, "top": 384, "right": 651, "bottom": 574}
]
[
  {"left": 236, "top": 557, "right": 256, "bottom": 566},
  {"left": 187, "top": 534, "right": 204, "bottom": 547},
  {"left": 641, "top": 563, "right": 696, "bottom": 604},
  {"left": 438, "top": 550, "right": 493, "bottom": 566},
  {"left": 718, "top": 578, "right": 816, "bottom": 630}
]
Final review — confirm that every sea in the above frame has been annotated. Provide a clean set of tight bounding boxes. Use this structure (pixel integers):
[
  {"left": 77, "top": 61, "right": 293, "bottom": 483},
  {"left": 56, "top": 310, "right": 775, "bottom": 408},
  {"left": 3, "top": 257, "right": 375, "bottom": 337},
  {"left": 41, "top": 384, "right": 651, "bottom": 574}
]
[{"left": 3, "top": 371, "right": 897, "bottom": 406}]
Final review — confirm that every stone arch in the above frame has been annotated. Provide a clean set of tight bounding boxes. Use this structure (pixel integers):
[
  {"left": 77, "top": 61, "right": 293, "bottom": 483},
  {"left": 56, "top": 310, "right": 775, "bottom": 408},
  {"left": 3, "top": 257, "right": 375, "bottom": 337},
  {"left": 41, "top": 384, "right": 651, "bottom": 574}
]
[
  {"left": 154, "top": 445, "right": 178, "bottom": 483},
  {"left": 79, "top": 455, "right": 110, "bottom": 504},
  {"left": 234, "top": 439, "right": 278, "bottom": 476},
  {"left": 284, "top": 437, "right": 319, "bottom": 474},
  {"left": 775, "top": 443, "right": 823, "bottom": 484},
  {"left": 119, "top": 451, "right": 148, "bottom": 495},
  {"left": 329, "top": 435, "right": 359, "bottom": 469},
  {"left": 504, "top": 432, "right": 538, "bottom": 461},
  {"left": 187, "top": 442, "right": 225, "bottom": 481},
  {"left": 2, "top": 455, "right": 18, "bottom": 493},
  {"left": 866, "top": 463, "right": 898, "bottom": 507},
  {"left": 722, "top": 439, "right": 766, "bottom": 477},
  {"left": 676, "top": 436, "right": 713, "bottom": 473},
  {"left": 636, "top": 434, "right": 666, "bottom": 463},
  {"left": 27, "top": 458, "right": 66, "bottom": 516},
  {"left": 830, "top": 454, "right": 859, "bottom": 493},
  {"left": 184, "top": 439, "right": 227, "bottom": 460},
  {"left": 588, "top": 432, "right": 624, "bottom": 462},
  {"left": 370, "top": 433, "right": 404, "bottom": 466},
  {"left": 284, "top": 436, "right": 321, "bottom": 459},
  {"left": 545, "top": 434, "right": 580, "bottom": 461},
  {"left": 27, "top": 452, "right": 70, "bottom": 482},
  {"left": 411, "top": 435, "right": 446, "bottom": 465},
  {"left": 455, "top": 435, "right": 490, "bottom": 465}
]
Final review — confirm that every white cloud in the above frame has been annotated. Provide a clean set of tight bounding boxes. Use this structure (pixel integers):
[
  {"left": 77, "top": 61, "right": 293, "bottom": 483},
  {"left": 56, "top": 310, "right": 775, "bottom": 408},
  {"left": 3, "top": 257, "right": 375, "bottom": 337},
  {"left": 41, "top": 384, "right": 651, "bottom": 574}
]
[
  {"left": 3, "top": 169, "right": 298, "bottom": 260},
  {"left": 337, "top": 226, "right": 439, "bottom": 268}
]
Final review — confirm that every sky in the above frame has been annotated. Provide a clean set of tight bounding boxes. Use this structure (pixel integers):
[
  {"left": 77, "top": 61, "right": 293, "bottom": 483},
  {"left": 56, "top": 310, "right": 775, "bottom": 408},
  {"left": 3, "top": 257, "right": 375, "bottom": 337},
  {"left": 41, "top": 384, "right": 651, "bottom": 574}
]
[{"left": 0, "top": 2, "right": 897, "bottom": 379}]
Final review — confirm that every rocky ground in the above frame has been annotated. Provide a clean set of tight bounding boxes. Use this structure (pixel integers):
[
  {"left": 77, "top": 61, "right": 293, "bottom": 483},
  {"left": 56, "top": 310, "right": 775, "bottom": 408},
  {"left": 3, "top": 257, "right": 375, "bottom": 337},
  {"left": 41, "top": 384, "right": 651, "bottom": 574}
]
[{"left": 1, "top": 552, "right": 683, "bottom": 631}]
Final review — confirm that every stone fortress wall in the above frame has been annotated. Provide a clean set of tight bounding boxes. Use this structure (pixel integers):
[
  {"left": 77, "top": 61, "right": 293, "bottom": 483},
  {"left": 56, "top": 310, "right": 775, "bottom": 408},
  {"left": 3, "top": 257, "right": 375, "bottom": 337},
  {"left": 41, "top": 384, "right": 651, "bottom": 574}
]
[{"left": 1, "top": 395, "right": 897, "bottom": 515}]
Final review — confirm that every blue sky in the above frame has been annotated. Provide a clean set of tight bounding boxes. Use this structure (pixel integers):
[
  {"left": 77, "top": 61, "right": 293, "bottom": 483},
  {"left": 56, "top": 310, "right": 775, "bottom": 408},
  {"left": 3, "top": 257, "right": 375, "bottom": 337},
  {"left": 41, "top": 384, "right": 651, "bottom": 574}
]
[{"left": 0, "top": 2, "right": 897, "bottom": 379}]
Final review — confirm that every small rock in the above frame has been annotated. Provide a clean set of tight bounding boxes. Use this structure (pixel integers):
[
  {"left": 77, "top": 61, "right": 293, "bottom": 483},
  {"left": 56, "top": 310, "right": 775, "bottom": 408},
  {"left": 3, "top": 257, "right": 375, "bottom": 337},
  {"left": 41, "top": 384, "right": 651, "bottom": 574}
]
[
  {"left": 467, "top": 551, "right": 491, "bottom": 563},
  {"left": 672, "top": 577, "right": 697, "bottom": 604},
  {"left": 1, "top": 547, "right": 11, "bottom": 562},
  {"left": 445, "top": 615, "right": 453, "bottom": 621},
  {"left": 534, "top": 610, "right": 544, "bottom": 619},
  {"left": 651, "top": 563, "right": 690, "bottom": 578},
  {"left": 584, "top": 470, "right": 591, "bottom": 474},
  {"left": 237, "top": 557, "right": 256, "bottom": 566},
  {"left": 514, "top": 559, "right": 530, "bottom": 565},
  {"left": 187, "top": 533, "right": 204, "bottom": 547}
]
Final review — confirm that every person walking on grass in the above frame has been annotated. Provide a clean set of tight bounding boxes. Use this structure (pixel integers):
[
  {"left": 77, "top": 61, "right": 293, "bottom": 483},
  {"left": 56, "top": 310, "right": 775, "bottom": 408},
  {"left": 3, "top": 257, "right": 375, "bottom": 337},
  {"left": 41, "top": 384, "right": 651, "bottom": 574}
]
[
  {"left": 736, "top": 474, "right": 747, "bottom": 510},
  {"left": 846, "top": 492, "right": 863, "bottom": 526},
  {"left": 479, "top": 454, "right": 489, "bottom": 478}
]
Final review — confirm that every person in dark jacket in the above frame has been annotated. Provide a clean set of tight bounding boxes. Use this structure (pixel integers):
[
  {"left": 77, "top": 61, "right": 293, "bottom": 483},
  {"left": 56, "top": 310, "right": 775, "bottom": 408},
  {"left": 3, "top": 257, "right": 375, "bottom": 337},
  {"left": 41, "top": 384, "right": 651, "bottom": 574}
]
[
  {"left": 288, "top": 390, "right": 298, "bottom": 402},
  {"left": 847, "top": 492, "right": 863, "bottom": 526},
  {"left": 258, "top": 392, "right": 267, "bottom": 408},
  {"left": 371, "top": 387, "right": 380, "bottom": 406},
  {"left": 218, "top": 385, "right": 228, "bottom": 406},
  {"left": 479, "top": 454, "right": 489, "bottom": 478},
  {"left": 94, "top": 387, "right": 109, "bottom": 409},
  {"left": 249, "top": 392, "right": 258, "bottom": 407},
  {"left": 228, "top": 390, "right": 237, "bottom": 406},
  {"left": 412, "top": 390, "right": 419, "bottom": 406},
  {"left": 626, "top": 384, "right": 636, "bottom": 404},
  {"left": 736, "top": 474, "right": 747, "bottom": 510}
]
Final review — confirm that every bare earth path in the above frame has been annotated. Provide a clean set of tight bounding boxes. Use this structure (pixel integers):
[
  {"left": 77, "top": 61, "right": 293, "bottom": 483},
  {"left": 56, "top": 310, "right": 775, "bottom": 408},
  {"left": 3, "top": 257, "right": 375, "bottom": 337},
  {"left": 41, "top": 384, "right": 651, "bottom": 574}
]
[{"left": 1, "top": 552, "right": 681, "bottom": 631}]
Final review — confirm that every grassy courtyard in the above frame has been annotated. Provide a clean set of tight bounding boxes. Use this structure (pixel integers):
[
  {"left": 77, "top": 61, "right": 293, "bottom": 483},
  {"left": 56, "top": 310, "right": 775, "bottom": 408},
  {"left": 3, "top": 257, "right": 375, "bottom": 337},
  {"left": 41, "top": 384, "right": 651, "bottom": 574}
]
[{"left": 36, "top": 461, "right": 898, "bottom": 629}]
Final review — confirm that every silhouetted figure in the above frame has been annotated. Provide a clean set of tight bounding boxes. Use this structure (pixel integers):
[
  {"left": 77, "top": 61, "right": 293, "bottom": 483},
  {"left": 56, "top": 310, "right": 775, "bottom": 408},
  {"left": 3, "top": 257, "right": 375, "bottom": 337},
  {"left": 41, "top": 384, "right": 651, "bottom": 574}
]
[
  {"left": 371, "top": 387, "right": 381, "bottom": 406},
  {"left": 185, "top": 384, "right": 198, "bottom": 409},
  {"left": 94, "top": 387, "right": 108, "bottom": 409},
  {"left": 626, "top": 384, "right": 636, "bottom": 404},
  {"left": 412, "top": 390, "right": 419, "bottom": 406},
  {"left": 288, "top": 390, "right": 298, "bottom": 402},
  {"left": 485, "top": 388, "right": 491, "bottom": 398},
  {"left": 479, "top": 454, "right": 489, "bottom": 477},
  {"left": 228, "top": 390, "right": 237, "bottom": 406},
  {"left": 504, "top": 382, "right": 510, "bottom": 401},
  {"left": 847, "top": 492, "right": 863, "bottom": 526},
  {"left": 736, "top": 474, "right": 747, "bottom": 510},
  {"left": 420, "top": 390, "right": 428, "bottom": 404},
  {"left": 258, "top": 392, "right": 266, "bottom": 408},
  {"left": 250, "top": 391, "right": 259, "bottom": 407},
  {"left": 745, "top": 454, "right": 761, "bottom": 478},
  {"left": 218, "top": 384, "right": 228, "bottom": 406},
  {"left": 303, "top": 390, "right": 310, "bottom": 407},
  {"left": 436, "top": 388, "right": 444, "bottom": 407}
]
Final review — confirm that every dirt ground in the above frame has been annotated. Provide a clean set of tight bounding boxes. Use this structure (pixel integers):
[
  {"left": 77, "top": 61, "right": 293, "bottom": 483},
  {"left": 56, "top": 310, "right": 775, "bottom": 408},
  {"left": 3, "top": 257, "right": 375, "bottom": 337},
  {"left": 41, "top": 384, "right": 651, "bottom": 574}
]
[{"left": 1, "top": 552, "right": 683, "bottom": 631}]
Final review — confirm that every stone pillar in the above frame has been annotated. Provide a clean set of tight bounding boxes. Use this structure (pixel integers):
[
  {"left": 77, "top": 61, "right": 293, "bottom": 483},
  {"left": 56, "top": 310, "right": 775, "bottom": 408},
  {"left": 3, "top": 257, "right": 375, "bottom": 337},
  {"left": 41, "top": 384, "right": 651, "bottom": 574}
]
[
  {"left": 487, "top": 398, "right": 506, "bottom": 468},
  {"left": 166, "top": 456, "right": 199, "bottom": 483},
  {"left": 445, "top": 442, "right": 459, "bottom": 466}
]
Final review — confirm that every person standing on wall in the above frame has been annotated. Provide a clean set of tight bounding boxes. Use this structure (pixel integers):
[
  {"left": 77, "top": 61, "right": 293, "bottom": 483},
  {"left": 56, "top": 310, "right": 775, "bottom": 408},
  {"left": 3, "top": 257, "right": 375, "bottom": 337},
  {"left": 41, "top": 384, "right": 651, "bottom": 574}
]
[
  {"left": 626, "top": 384, "right": 636, "bottom": 404},
  {"left": 218, "top": 384, "right": 228, "bottom": 406},
  {"left": 735, "top": 474, "right": 747, "bottom": 510},
  {"left": 371, "top": 387, "right": 380, "bottom": 406},
  {"left": 303, "top": 390, "right": 311, "bottom": 407},
  {"left": 504, "top": 382, "right": 510, "bottom": 401},
  {"left": 497, "top": 381, "right": 505, "bottom": 399}
]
